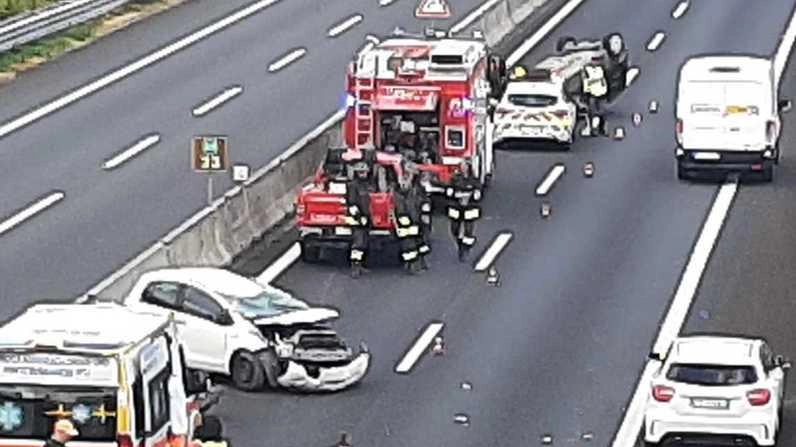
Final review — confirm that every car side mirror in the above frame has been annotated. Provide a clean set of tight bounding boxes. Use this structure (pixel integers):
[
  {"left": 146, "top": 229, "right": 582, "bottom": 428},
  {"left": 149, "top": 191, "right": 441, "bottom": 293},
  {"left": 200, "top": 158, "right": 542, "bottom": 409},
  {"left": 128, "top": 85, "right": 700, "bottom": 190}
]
[
  {"left": 775, "top": 354, "right": 791, "bottom": 370},
  {"left": 779, "top": 99, "right": 792, "bottom": 112}
]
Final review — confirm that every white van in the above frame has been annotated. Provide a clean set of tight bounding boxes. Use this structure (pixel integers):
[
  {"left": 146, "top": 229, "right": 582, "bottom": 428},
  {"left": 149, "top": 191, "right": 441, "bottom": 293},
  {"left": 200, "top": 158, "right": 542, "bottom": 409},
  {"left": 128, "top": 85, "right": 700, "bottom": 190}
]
[
  {"left": 675, "top": 55, "right": 792, "bottom": 181},
  {"left": 0, "top": 303, "right": 218, "bottom": 447}
]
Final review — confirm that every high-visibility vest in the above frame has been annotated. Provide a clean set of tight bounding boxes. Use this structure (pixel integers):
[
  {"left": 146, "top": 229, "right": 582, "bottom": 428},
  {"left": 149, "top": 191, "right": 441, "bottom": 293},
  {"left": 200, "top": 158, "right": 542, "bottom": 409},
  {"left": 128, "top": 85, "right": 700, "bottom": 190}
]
[{"left": 582, "top": 65, "right": 607, "bottom": 97}]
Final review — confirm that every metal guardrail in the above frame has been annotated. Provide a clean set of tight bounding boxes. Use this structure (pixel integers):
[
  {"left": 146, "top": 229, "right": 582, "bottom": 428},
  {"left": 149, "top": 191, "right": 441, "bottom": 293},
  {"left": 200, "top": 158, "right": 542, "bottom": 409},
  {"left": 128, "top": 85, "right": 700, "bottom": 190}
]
[{"left": 0, "top": 0, "right": 134, "bottom": 53}]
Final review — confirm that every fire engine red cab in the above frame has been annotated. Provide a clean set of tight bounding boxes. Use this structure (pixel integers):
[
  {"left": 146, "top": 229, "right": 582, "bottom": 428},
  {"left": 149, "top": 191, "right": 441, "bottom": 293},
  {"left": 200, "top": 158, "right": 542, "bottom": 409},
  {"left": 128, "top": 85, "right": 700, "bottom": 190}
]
[{"left": 344, "top": 29, "right": 505, "bottom": 192}]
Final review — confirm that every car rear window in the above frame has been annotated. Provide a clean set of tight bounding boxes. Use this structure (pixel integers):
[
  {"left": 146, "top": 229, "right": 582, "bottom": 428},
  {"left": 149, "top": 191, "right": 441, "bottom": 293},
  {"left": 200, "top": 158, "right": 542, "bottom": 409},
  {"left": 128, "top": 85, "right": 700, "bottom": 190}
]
[
  {"left": 666, "top": 363, "right": 758, "bottom": 386},
  {"left": 507, "top": 94, "right": 557, "bottom": 107}
]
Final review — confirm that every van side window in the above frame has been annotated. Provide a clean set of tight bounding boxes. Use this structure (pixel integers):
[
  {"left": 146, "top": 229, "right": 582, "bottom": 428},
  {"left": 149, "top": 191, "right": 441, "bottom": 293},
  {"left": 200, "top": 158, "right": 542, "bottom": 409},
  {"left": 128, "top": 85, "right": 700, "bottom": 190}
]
[
  {"left": 147, "top": 369, "right": 171, "bottom": 433},
  {"left": 142, "top": 282, "right": 181, "bottom": 309},
  {"left": 132, "top": 376, "right": 145, "bottom": 439}
]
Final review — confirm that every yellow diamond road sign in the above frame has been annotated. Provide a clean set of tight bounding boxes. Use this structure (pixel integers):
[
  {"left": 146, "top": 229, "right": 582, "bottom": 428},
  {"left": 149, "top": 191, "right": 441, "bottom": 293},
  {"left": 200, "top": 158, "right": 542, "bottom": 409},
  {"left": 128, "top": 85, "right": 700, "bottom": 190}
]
[{"left": 415, "top": 0, "right": 451, "bottom": 19}]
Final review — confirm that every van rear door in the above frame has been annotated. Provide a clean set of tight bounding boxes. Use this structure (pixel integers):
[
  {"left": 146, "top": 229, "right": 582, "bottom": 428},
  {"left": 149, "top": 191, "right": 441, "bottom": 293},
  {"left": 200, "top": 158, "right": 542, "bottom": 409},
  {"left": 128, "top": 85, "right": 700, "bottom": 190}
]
[{"left": 681, "top": 82, "right": 767, "bottom": 151}]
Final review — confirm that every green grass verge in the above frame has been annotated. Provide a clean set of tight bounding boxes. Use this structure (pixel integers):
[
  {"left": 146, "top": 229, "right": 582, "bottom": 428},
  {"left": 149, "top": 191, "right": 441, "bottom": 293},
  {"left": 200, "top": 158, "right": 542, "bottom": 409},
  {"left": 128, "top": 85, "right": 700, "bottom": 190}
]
[
  {"left": 0, "top": 0, "right": 60, "bottom": 20},
  {"left": 0, "top": 0, "right": 169, "bottom": 73}
]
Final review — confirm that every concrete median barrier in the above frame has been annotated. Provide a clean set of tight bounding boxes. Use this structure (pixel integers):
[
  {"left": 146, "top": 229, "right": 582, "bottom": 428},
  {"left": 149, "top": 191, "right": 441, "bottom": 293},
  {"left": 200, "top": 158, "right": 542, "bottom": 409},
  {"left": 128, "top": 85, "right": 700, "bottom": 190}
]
[{"left": 79, "top": 0, "right": 572, "bottom": 302}]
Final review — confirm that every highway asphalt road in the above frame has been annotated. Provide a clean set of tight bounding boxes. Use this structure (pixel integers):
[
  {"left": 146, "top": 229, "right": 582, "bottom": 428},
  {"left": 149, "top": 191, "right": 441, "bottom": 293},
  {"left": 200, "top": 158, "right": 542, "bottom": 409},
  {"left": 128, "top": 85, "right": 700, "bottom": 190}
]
[
  {"left": 680, "top": 35, "right": 796, "bottom": 445},
  {"left": 0, "top": 0, "right": 489, "bottom": 310},
  {"left": 214, "top": 1, "right": 796, "bottom": 446}
]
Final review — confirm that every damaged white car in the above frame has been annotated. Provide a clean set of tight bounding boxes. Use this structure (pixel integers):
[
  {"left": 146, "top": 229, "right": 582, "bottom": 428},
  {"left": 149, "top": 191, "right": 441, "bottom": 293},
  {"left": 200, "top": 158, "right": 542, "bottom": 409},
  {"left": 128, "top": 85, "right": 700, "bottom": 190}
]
[{"left": 122, "top": 267, "right": 370, "bottom": 392}]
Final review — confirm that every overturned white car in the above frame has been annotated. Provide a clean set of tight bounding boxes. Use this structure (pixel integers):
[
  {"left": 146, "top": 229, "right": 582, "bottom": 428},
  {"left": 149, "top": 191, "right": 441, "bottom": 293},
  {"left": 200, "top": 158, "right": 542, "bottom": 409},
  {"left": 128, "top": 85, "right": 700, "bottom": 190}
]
[{"left": 122, "top": 267, "right": 370, "bottom": 392}]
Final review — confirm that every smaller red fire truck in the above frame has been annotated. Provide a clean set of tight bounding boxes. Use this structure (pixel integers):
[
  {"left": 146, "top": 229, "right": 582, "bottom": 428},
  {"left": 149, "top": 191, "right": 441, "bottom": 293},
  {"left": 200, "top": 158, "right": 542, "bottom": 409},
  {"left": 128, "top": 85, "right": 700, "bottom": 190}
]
[{"left": 343, "top": 28, "right": 506, "bottom": 193}]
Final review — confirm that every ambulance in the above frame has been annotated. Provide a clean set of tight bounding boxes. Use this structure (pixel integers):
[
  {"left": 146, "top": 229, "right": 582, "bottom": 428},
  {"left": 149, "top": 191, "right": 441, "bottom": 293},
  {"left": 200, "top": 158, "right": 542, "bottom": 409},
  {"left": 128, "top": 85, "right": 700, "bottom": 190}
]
[
  {"left": 0, "top": 302, "right": 218, "bottom": 447},
  {"left": 675, "top": 55, "right": 792, "bottom": 181}
]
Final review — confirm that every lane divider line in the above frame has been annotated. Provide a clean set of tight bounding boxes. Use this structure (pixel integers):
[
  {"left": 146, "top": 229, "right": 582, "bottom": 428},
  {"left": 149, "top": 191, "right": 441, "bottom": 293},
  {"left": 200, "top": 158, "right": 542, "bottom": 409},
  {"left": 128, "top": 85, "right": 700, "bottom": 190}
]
[
  {"left": 0, "top": 0, "right": 283, "bottom": 139},
  {"left": 474, "top": 232, "right": 513, "bottom": 272},
  {"left": 395, "top": 321, "right": 445, "bottom": 374},
  {"left": 625, "top": 66, "right": 640, "bottom": 87},
  {"left": 449, "top": 0, "right": 502, "bottom": 35},
  {"left": 535, "top": 163, "right": 566, "bottom": 196},
  {"left": 610, "top": 180, "right": 739, "bottom": 447},
  {"left": 671, "top": 0, "right": 689, "bottom": 19},
  {"left": 646, "top": 31, "right": 666, "bottom": 52},
  {"left": 378, "top": 0, "right": 396, "bottom": 6},
  {"left": 192, "top": 86, "right": 244, "bottom": 117},
  {"left": 255, "top": 242, "right": 301, "bottom": 284},
  {"left": 268, "top": 48, "right": 307, "bottom": 72},
  {"left": 0, "top": 191, "right": 65, "bottom": 237},
  {"left": 102, "top": 133, "right": 161, "bottom": 170},
  {"left": 328, "top": 14, "right": 363, "bottom": 37}
]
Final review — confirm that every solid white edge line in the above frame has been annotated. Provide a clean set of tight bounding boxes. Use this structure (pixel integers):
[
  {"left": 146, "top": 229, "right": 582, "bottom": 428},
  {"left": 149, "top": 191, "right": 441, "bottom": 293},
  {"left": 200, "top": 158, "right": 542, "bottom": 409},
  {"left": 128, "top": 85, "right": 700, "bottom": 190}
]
[
  {"left": 192, "top": 86, "right": 244, "bottom": 117},
  {"left": 671, "top": 0, "right": 689, "bottom": 19},
  {"left": 506, "top": 0, "right": 586, "bottom": 67},
  {"left": 0, "top": 0, "right": 282, "bottom": 139},
  {"left": 535, "top": 164, "right": 565, "bottom": 196},
  {"left": 449, "top": 0, "right": 502, "bottom": 35},
  {"left": 102, "top": 134, "right": 161, "bottom": 170},
  {"left": 255, "top": 242, "right": 301, "bottom": 284},
  {"left": 328, "top": 14, "right": 363, "bottom": 37},
  {"left": 395, "top": 322, "right": 445, "bottom": 373},
  {"left": 774, "top": 2, "right": 796, "bottom": 86},
  {"left": 646, "top": 32, "right": 666, "bottom": 51},
  {"left": 610, "top": 180, "right": 739, "bottom": 447},
  {"left": 268, "top": 48, "right": 307, "bottom": 72},
  {"left": 625, "top": 67, "right": 640, "bottom": 87},
  {"left": 0, "top": 191, "right": 65, "bottom": 236},
  {"left": 474, "top": 232, "right": 513, "bottom": 271}
]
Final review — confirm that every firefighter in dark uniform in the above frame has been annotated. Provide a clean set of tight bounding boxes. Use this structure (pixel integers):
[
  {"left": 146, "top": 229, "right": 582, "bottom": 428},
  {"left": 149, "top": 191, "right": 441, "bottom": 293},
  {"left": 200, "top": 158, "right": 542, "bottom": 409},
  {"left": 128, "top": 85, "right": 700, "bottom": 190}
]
[
  {"left": 445, "top": 164, "right": 482, "bottom": 261},
  {"left": 410, "top": 172, "right": 431, "bottom": 269},
  {"left": 346, "top": 160, "right": 375, "bottom": 278},
  {"left": 394, "top": 176, "right": 423, "bottom": 274}
]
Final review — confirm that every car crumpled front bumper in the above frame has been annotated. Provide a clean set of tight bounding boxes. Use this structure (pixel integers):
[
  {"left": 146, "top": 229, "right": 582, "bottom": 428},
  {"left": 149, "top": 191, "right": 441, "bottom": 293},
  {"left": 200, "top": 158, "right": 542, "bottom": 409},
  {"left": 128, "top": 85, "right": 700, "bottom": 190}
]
[{"left": 275, "top": 350, "right": 371, "bottom": 392}]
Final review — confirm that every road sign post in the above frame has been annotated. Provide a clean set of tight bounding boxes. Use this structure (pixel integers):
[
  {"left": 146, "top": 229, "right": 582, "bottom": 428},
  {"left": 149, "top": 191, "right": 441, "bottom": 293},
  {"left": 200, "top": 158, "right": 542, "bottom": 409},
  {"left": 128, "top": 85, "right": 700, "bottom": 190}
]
[{"left": 192, "top": 135, "right": 229, "bottom": 206}]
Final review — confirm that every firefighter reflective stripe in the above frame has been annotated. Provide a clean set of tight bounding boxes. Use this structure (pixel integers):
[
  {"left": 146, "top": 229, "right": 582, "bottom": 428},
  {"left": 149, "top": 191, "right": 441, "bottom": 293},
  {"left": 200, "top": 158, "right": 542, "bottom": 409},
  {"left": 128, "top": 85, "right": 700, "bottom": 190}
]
[
  {"left": 453, "top": 191, "right": 473, "bottom": 199},
  {"left": 472, "top": 189, "right": 482, "bottom": 201},
  {"left": 464, "top": 208, "right": 480, "bottom": 220},
  {"left": 345, "top": 216, "right": 368, "bottom": 226},
  {"left": 398, "top": 216, "right": 411, "bottom": 226},
  {"left": 461, "top": 236, "right": 476, "bottom": 246},
  {"left": 351, "top": 249, "right": 364, "bottom": 261},
  {"left": 421, "top": 215, "right": 431, "bottom": 225},
  {"left": 401, "top": 250, "right": 419, "bottom": 261},
  {"left": 421, "top": 202, "right": 431, "bottom": 213},
  {"left": 197, "top": 442, "right": 229, "bottom": 447},
  {"left": 418, "top": 244, "right": 430, "bottom": 254},
  {"left": 396, "top": 225, "right": 420, "bottom": 238},
  {"left": 582, "top": 65, "right": 607, "bottom": 97},
  {"left": 445, "top": 187, "right": 454, "bottom": 197},
  {"left": 345, "top": 216, "right": 358, "bottom": 225},
  {"left": 348, "top": 205, "right": 360, "bottom": 215},
  {"left": 447, "top": 207, "right": 461, "bottom": 219}
]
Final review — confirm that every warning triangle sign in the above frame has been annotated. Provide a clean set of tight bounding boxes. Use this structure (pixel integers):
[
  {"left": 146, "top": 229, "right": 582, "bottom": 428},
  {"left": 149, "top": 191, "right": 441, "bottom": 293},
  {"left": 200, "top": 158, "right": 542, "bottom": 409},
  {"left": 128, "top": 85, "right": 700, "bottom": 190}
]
[{"left": 414, "top": 0, "right": 451, "bottom": 19}]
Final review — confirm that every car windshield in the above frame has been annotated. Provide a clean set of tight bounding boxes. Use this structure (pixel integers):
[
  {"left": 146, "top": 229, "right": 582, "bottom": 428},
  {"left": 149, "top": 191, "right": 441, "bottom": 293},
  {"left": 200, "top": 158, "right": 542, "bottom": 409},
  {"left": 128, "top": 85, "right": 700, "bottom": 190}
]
[
  {"left": 666, "top": 363, "right": 758, "bottom": 386},
  {"left": 508, "top": 94, "right": 557, "bottom": 107},
  {"left": 0, "top": 385, "right": 117, "bottom": 441},
  {"left": 219, "top": 285, "right": 309, "bottom": 319}
]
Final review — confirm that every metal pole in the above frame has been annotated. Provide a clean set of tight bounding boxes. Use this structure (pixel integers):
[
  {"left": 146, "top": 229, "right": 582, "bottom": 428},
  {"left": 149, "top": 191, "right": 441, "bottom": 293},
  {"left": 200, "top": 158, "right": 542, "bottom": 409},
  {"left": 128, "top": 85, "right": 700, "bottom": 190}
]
[{"left": 207, "top": 174, "right": 213, "bottom": 206}]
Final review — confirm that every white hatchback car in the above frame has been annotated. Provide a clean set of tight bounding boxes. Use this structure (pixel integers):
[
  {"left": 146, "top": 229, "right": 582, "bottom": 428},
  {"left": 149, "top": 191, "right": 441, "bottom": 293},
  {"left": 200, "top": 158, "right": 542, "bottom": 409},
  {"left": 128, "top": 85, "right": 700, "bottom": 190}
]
[
  {"left": 123, "top": 267, "right": 370, "bottom": 393},
  {"left": 644, "top": 335, "right": 790, "bottom": 446}
]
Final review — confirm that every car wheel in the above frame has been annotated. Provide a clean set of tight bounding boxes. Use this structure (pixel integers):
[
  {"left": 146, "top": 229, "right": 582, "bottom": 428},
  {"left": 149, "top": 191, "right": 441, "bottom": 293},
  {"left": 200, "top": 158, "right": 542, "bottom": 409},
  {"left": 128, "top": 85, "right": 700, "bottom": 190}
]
[
  {"left": 230, "top": 350, "right": 266, "bottom": 391},
  {"left": 761, "top": 165, "right": 774, "bottom": 182},
  {"left": 676, "top": 163, "right": 688, "bottom": 181},
  {"left": 556, "top": 36, "right": 576, "bottom": 52},
  {"left": 300, "top": 240, "right": 321, "bottom": 263}
]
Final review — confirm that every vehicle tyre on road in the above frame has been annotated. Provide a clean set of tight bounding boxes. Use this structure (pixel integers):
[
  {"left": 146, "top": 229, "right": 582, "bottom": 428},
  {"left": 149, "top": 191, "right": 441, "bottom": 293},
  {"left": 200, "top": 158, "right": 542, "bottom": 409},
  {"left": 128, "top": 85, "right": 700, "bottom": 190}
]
[
  {"left": 231, "top": 350, "right": 266, "bottom": 391},
  {"left": 300, "top": 240, "right": 321, "bottom": 263}
]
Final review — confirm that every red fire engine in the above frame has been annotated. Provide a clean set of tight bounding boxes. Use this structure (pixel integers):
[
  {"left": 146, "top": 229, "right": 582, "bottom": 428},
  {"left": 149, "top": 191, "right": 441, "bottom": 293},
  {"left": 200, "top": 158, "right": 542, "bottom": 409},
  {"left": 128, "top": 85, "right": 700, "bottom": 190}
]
[
  {"left": 344, "top": 29, "right": 504, "bottom": 192},
  {"left": 295, "top": 30, "right": 506, "bottom": 263}
]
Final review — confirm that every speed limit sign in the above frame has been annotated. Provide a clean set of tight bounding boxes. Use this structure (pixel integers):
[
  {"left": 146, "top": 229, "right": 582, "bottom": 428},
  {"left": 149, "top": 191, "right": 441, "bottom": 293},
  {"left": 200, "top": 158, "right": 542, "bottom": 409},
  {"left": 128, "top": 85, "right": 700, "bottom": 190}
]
[{"left": 192, "top": 136, "right": 228, "bottom": 172}]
